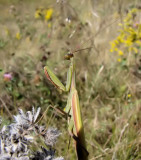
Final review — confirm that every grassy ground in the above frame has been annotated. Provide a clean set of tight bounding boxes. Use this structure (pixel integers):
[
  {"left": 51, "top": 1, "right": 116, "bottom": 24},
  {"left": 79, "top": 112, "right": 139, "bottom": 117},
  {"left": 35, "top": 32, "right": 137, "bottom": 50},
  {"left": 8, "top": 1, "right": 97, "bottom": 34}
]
[{"left": 0, "top": 0, "right": 141, "bottom": 159}]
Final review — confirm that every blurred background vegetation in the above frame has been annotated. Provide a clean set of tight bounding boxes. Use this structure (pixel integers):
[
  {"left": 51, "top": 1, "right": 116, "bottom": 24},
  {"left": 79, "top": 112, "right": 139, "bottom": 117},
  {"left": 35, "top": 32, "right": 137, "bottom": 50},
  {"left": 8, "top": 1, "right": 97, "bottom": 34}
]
[{"left": 0, "top": 0, "right": 141, "bottom": 159}]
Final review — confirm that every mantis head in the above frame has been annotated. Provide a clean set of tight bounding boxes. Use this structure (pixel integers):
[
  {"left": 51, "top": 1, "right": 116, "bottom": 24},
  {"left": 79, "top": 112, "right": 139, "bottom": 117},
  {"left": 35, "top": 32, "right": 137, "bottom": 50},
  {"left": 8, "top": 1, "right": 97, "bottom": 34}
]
[
  {"left": 64, "top": 47, "right": 93, "bottom": 60},
  {"left": 64, "top": 53, "right": 74, "bottom": 60}
]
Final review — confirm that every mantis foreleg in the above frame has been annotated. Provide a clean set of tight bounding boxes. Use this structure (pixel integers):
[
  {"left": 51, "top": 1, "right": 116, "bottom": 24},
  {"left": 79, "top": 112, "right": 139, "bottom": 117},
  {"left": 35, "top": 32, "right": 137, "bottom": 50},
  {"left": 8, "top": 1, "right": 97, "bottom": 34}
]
[{"left": 44, "top": 61, "right": 73, "bottom": 92}]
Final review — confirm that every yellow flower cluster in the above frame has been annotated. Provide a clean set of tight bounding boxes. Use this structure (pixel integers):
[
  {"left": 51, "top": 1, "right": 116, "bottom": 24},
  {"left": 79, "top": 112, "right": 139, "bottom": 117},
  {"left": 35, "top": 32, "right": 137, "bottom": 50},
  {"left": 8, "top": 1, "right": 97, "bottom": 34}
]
[
  {"left": 34, "top": 7, "right": 53, "bottom": 21},
  {"left": 110, "top": 8, "right": 141, "bottom": 62}
]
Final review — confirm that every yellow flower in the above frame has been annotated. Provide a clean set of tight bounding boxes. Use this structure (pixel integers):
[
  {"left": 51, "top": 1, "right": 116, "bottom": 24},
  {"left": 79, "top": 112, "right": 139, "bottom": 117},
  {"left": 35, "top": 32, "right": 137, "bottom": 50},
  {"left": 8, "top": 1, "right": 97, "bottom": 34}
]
[
  {"left": 110, "top": 41, "right": 116, "bottom": 49},
  {"left": 16, "top": 32, "right": 21, "bottom": 40},
  {"left": 114, "top": 39, "right": 119, "bottom": 45},
  {"left": 118, "top": 50, "right": 124, "bottom": 56},
  {"left": 117, "top": 58, "right": 121, "bottom": 62},
  {"left": 127, "top": 94, "right": 131, "bottom": 98},
  {"left": 117, "top": 36, "right": 124, "bottom": 43},
  {"left": 114, "top": 47, "right": 118, "bottom": 51},
  {"left": 124, "top": 40, "right": 132, "bottom": 46},
  {"left": 110, "top": 49, "right": 113, "bottom": 52},
  {"left": 35, "top": 9, "right": 41, "bottom": 19},
  {"left": 45, "top": 8, "right": 53, "bottom": 21},
  {"left": 136, "top": 40, "right": 141, "bottom": 45}
]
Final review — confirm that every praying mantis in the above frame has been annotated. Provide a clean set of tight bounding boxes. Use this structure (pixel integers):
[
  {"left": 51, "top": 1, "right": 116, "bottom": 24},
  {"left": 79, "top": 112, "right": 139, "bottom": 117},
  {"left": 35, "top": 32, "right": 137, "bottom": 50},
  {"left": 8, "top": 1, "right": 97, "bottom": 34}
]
[
  {"left": 44, "top": 47, "right": 91, "bottom": 160},
  {"left": 43, "top": 13, "right": 126, "bottom": 159}
]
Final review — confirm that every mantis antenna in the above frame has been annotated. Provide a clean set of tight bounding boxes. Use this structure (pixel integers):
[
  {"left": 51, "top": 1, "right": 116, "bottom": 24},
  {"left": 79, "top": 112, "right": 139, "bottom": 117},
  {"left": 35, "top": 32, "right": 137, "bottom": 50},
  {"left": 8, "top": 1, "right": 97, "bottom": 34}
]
[{"left": 64, "top": 46, "right": 93, "bottom": 60}]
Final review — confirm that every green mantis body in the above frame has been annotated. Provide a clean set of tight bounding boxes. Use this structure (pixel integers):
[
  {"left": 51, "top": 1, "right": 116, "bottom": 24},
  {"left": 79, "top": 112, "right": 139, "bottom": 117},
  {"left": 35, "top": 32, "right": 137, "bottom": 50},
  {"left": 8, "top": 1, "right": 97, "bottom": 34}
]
[{"left": 44, "top": 54, "right": 88, "bottom": 160}]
